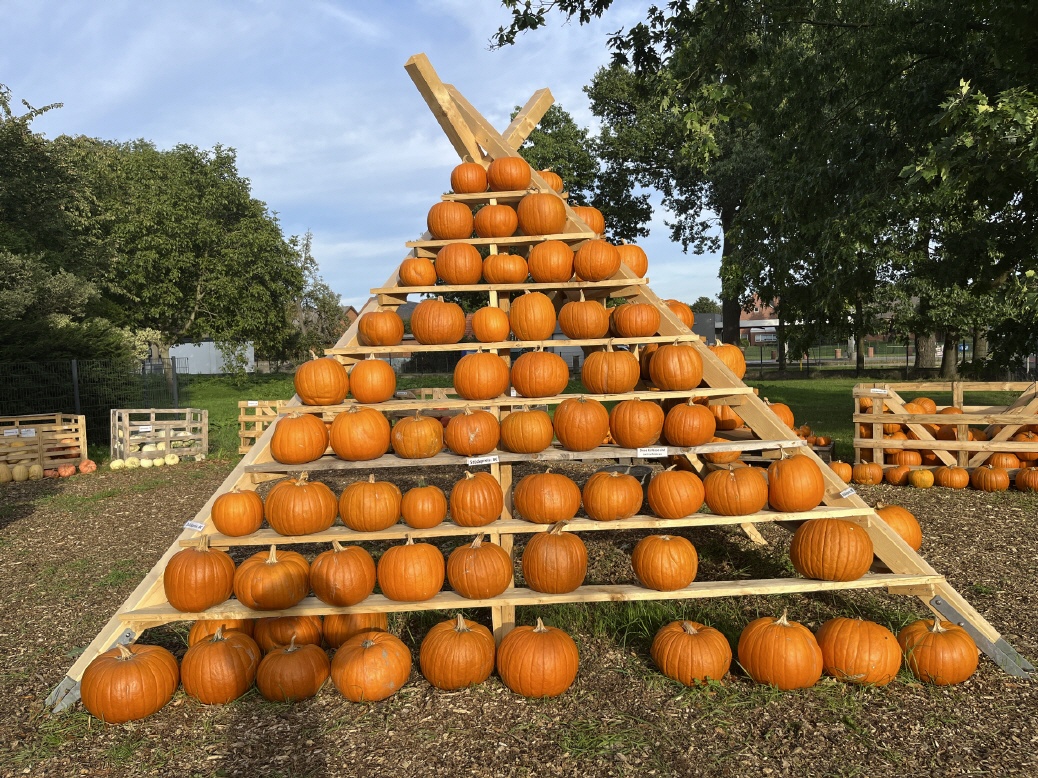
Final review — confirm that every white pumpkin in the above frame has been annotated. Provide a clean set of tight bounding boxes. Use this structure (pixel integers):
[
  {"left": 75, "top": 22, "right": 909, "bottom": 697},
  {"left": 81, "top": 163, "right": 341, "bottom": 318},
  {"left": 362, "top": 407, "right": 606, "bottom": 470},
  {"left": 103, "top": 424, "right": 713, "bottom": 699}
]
[
  {"left": 163, "top": 454, "right": 180, "bottom": 466},
  {"left": 142, "top": 444, "right": 158, "bottom": 452},
  {"left": 109, "top": 459, "right": 125, "bottom": 470},
  {"left": 12, "top": 464, "right": 29, "bottom": 482},
  {"left": 124, "top": 457, "right": 141, "bottom": 469},
  {"left": 139, "top": 458, "right": 154, "bottom": 469},
  {"left": 151, "top": 457, "right": 165, "bottom": 468}
]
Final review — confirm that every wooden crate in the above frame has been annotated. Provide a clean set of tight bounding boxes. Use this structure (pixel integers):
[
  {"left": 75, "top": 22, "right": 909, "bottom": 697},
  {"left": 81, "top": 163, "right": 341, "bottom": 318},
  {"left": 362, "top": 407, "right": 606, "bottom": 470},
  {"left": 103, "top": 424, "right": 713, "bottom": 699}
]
[
  {"left": 110, "top": 408, "right": 208, "bottom": 462},
  {"left": 0, "top": 413, "right": 87, "bottom": 469},
  {"left": 852, "top": 381, "right": 1038, "bottom": 470},
  {"left": 238, "top": 401, "right": 287, "bottom": 454}
]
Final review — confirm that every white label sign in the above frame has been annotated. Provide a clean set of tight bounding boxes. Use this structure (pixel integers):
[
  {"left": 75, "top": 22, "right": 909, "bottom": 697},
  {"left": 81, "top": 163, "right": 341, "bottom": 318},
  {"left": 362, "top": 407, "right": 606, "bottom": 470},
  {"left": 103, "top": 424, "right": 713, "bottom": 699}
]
[
  {"left": 869, "top": 388, "right": 888, "bottom": 395},
  {"left": 184, "top": 520, "right": 206, "bottom": 532},
  {"left": 466, "top": 455, "right": 500, "bottom": 466},
  {"left": 839, "top": 487, "right": 856, "bottom": 498},
  {"left": 637, "top": 447, "right": 669, "bottom": 458},
  {"left": 247, "top": 400, "right": 259, "bottom": 407},
  {"left": 509, "top": 387, "right": 518, "bottom": 397},
  {"left": 19, "top": 428, "right": 36, "bottom": 438},
  {"left": 138, "top": 425, "right": 152, "bottom": 432},
  {"left": 3, "top": 429, "right": 18, "bottom": 437}
]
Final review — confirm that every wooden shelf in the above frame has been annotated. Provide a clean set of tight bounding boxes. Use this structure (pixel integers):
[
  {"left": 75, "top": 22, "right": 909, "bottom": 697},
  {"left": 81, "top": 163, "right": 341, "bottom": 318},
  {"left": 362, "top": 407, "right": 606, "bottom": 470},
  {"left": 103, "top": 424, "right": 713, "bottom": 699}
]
[
  {"left": 328, "top": 334, "right": 694, "bottom": 356},
  {"left": 183, "top": 506, "right": 869, "bottom": 548},
  {"left": 371, "top": 278, "right": 646, "bottom": 295},
  {"left": 439, "top": 190, "right": 568, "bottom": 204},
  {"left": 406, "top": 232, "right": 596, "bottom": 250},
  {"left": 123, "top": 573, "right": 945, "bottom": 627}
]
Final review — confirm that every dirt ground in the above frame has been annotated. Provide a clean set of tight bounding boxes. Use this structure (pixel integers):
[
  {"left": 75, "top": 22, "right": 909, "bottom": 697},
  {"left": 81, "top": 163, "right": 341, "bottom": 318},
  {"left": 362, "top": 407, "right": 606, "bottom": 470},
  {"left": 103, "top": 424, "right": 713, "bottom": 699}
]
[{"left": 1, "top": 460, "right": 1036, "bottom": 778}]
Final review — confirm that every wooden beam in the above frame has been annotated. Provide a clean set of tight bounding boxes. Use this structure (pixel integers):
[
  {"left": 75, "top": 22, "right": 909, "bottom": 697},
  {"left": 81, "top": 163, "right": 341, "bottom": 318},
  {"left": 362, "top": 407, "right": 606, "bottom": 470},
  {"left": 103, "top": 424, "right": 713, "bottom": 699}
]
[
  {"left": 404, "top": 53, "right": 485, "bottom": 163},
  {"left": 503, "top": 88, "right": 554, "bottom": 149}
]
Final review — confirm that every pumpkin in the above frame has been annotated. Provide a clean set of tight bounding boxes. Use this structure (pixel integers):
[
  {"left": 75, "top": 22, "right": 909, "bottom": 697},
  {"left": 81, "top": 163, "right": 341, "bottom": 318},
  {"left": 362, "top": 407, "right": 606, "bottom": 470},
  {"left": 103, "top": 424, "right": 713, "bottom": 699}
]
[
  {"left": 970, "top": 464, "right": 1010, "bottom": 492},
  {"left": 0, "top": 463, "right": 12, "bottom": 483},
  {"left": 339, "top": 474, "right": 401, "bottom": 531},
  {"left": 767, "top": 452, "right": 825, "bottom": 513},
  {"left": 295, "top": 356, "right": 349, "bottom": 406},
  {"left": 331, "top": 631, "right": 412, "bottom": 702},
  {"left": 444, "top": 408, "right": 500, "bottom": 456},
  {"left": 885, "top": 464, "right": 912, "bottom": 486},
  {"left": 790, "top": 519, "right": 874, "bottom": 581},
  {"left": 446, "top": 533, "right": 513, "bottom": 599},
  {"left": 253, "top": 616, "right": 324, "bottom": 653},
  {"left": 233, "top": 546, "right": 310, "bottom": 610},
  {"left": 648, "top": 466, "right": 705, "bottom": 519},
  {"left": 517, "top": 192, "right": 567, "bottom": 235},
  {"left": 496, "top": 618, "right": 579, "bottom": 698},
  {"left": 522, "top": 521, "right": 587, "bottom": 593},
  {"left": 582, "top": 470, "right": 643, "bottom": 521},
  {"left": 830, "top": 461, "right": 853, "bottom": 483},
  {"left": 538, "top": 169, "right": 564, "bottom": 192},
  {"left": 453, "top": 349, "right": 510, "bottom": 400},
  {"left": 1013, "top": 431, "right": 1038, "bottom": 461},
  {"left": 487, "top": 156, "right": 531, "bottom": 191},
  {"left": 662, "top": 399, "right": 716, "bottom": 447},
  {"left": 474, "top": 203, "right": 518, "bottom": 238},
  {"left": 582, "top": 345, "right": 641, "bottom": 396},
  {"left": 450, "top": 161, "right": 488, "bottom": 193},
  {"left": 513, "top": 469, "right": 582, "bottom": 524},
  {"left": 558, "top": 291, "right": 610, "bottom": 339},
  {"left": 401, "top": 482, "right": 448, "bottom": 529},
  {"left": 188, "top": 619, "right": 255, "bottom": 646},
  {"left": 410, "top": 296, "right": 466, "bottom": 344},
  {"left": 851, "top": 462, "right": 884, "bottom": 485},
  {"left": 181, "top": 626, "right": 262, "bottom": 704},
  {"left": 377, "top": 535, "right": 445, "bottom": 601},
  {"left": 510, "top": 291, "right": 557, "bottom": 341},
  {"left": 703, "top": 466, "right": 768, "bottom": 516},
  {"left": 399, "top": 256, "right": 437, "bottom": 286},
  {"left": 907, "top": 469, "right": 934, "bottom": 488},
  {"left": 27, "top": 464, "right": 43, "bottom": 480},
  {"left": 427, "top": 201, "right": 473, "bottom": 239},
  {"left": 349, "top": 355, "right": 397, "bottom": 403},
  {"left": 768, "top": 402, "right": 795, "bottom": 429},
  {"left": 358, "top": 311, "right": 404, "bottom": 347},
  {"left": 738, "top": 610, "right": 823, "bottom": 690},
  {"left": 471, "top": 306, "right": 511, "bottom": 342},
  {"left": 434, "top": 242, "right": 482, "bottom": 285},
  {"left": 527, "top": 240, "right": 574, "bottom": 282},
  {"left": 324, "top": 613, "right": 389, "bottom": 648},
  {"left": 874, "top": 503, "right": 922, "bottom": 551},
  {"left": 898, "top": 618, "right": 979, "bottom": 685},
  {"left": 10, "top": 464, "right": 28, "bottom": 482},
  {"left": 1016, "top": 466, "right": 1038, "bottom": 492},
  {"left": 500, "top": 407, "right": 554, "bottom": 454},
  {"left": 271, "top": 412, "right": 328, "bottom": 464},
  {"left": 649, "top": 342, "right": 703, "bottom": 390},
  {"left": 573, "top": 239, "right": 620, "bottom": 281},
  {"left": 511, "top": 348, "right": 569, "bottom": 398},
  {"left": 934, "top": 465, "right": 970, "bottom": 489},
  {"left": 420, "top": 614, "right": 496, "bottom": 690},
  {"left": 163, "top": 535, "right": 235, "bottom": 613},
  {"left": 632, "top": 534, "right": 698, "bottom": 591},
  {"left": 815, "top": 617, "right": 901, "bottom": 686},
  {"left": 450, "top": 471, "right": 503, "bottom": 526},
  {"left": 987, "top": 451, "right": 1022, "bottom": 469},
  {"left": 651, "top": 621, "right": 731, "bottom": 686},
  {"left": 78, "top": 459, "right": 98, "bottom": 474},
  {"left": 482, "top": 252, "right": 528, "bottom": 284},
  {"left": 611, "top": 303, "right": 660, "bottom": 338},
  {"left": 264, "top": 472, "right": 337, "bottom": 536},
  {"left": 81, "top": 643, "right": 179, "bottom": 723},
  {"left": 211, "top": 488, "right": 264, "bottom": 537},
  {"left": 553, "top": 397, "right": 610, "bottom": 452},
  {"left": 391, "top": 411, "right": 444, "bottom": 459},
  {"left": 664, "top": 299, "right": 694, "bottom": 329},
  {"left": 609, "top": 399, "right": 664, "bottom": 449},
  {"left": 572, "top": 205, "right": 605, "bottom": 234},
  {"left": 615, "top": 243, "right": 648, "bottom": 278},
  {"left": 310, "top": 541, "right": 376, "bottom": 607},
  {"left": 701, "top": 436, "right": 742, "bottom": 465},
  {"left": 710, "top": 404, "right": 744, "bottom": 431},
  {"left": 708, "top": 343, "right": 747, "bottom": 379},
  {"left": 256, "top": 636, "right": 330, "bottom": 702},
  {"left": 330, "top": 406, "right": 390, "bottom": 461}
]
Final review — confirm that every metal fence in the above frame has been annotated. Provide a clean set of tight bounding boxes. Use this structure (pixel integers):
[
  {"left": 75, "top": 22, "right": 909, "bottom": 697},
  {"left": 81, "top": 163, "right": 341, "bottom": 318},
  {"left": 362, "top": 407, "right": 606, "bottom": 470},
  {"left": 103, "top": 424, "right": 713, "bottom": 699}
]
[{"left": 0, "top": 358, "right": 189, "bottom": 445}]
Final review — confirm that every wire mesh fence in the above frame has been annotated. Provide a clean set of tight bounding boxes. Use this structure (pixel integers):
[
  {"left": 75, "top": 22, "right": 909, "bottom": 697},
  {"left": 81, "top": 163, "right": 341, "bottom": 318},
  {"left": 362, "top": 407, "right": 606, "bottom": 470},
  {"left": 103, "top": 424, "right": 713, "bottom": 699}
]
[{"left": 0, "top": 358, "right": 189, "bottom": 445}]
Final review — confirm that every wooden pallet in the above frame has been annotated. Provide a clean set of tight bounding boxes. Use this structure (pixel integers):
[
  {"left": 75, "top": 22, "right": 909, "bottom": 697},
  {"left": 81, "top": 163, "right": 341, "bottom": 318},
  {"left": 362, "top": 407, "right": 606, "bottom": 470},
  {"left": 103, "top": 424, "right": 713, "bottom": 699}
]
[
  {"left": 0, "top": 413, "right": 87, "bottom": 469},
  {"left": 238, "top": 400, "right": 288, "bottom": 454},
  {"left": 110, "top": 408, "right": 208, "bottom": 462},
  {"left": 46, "top": 54, "right": 1033, "bottom": 714},
  {"left": 852, "top": 382, "right": 1038, "bottom": 470}
]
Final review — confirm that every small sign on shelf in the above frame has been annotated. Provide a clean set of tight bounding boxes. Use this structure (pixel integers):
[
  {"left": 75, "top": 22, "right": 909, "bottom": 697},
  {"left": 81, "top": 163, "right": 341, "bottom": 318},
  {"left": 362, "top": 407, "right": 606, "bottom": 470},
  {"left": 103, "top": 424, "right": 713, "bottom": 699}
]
[
  {"left": 636, "top": 446, "right": 669, "bottom": 458},
  {"left": 839, "top": 486, "right": 856, "bottom": 498},
  {"left": 183, "top": 520, "right": 206, "bottom": 532},
  {"left": 466, "top": 454, "right": 500, "bottom": 466}
]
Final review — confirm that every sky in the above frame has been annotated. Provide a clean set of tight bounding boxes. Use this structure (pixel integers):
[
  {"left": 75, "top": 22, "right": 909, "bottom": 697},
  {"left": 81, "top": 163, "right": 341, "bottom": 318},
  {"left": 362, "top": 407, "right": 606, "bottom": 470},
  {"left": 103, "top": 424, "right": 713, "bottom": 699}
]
[{"left": 2, "top": 1, "right": 722, "bottom": 311}]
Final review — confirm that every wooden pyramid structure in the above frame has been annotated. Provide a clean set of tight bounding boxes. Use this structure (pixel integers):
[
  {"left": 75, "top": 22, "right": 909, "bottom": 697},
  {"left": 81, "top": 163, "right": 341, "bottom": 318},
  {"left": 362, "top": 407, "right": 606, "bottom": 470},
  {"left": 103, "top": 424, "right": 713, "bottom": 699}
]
[{"left": 47, "top": 54, "right": 1031, "bottom": 713}]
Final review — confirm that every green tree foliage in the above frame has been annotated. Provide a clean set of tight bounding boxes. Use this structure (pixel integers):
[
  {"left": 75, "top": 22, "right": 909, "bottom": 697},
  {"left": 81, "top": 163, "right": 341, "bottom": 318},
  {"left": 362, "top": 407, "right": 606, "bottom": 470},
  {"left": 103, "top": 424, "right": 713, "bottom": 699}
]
[{"left": 689, "top": 296, "right": 721, "bottom": 314}]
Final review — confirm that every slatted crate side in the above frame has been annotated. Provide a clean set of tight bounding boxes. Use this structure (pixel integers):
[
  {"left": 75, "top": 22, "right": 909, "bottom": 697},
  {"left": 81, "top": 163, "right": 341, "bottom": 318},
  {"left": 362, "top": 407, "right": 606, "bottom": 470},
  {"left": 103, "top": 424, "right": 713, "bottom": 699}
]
[
  {"left": 0, "top": 414, "right": 87, "bottom": 468},
  {"left": 39, "top": 415, "right": 87, "bottom": 467},
  {"left": 238, "top": 401, "right": 287, "bottom": 453},
  {"left": 110, "top": 408, "right": 208, "bottom": 461}
]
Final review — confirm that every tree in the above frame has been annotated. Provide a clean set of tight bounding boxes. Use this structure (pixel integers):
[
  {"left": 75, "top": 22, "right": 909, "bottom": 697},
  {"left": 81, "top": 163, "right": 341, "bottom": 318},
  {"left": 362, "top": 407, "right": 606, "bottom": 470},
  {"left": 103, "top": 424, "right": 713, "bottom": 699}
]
[{"left": 689, "top": 296, "right": 721, "bottom": 314}]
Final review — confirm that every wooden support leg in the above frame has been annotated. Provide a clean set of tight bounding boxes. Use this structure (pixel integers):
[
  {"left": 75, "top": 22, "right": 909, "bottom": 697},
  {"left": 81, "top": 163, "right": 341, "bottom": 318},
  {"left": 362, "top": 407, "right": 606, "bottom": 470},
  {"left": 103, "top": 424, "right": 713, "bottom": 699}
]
[{"left": 491, "top": 462, "right": 516, "bottom": 642}]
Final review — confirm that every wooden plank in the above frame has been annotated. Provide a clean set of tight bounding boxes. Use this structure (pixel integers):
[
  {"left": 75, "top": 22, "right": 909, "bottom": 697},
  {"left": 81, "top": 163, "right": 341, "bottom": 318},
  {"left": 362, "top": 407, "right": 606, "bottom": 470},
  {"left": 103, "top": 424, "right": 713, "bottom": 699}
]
[
  {"left": 405, "top": 232, "right": 596, "bottom": 250},
  {"left": 441, "top": 190, "right": 568, "bottom": 204},
  {"left": 404, "top": 53, "right": 485, "bottom": 162},
  {"left": 853, "top": 438, "right": 1038, "bottom": 452},
  {"left": 862, "top": 381, "right": 1038, "bottom": 393},
  {"left": 372, "top": 278, "right": 647, "bottom": 295},
  {"left": 851, "top": 412, "right": 1038, "bottom": 426},
  {"left": 503, "top": 88, "right": 554, "bottom": 149},
  {"left": 328, "top": 334, "right": 692, "bottom": 356},
  {"left": 122, "top": 573, "right": 945, "bottom": 627}
]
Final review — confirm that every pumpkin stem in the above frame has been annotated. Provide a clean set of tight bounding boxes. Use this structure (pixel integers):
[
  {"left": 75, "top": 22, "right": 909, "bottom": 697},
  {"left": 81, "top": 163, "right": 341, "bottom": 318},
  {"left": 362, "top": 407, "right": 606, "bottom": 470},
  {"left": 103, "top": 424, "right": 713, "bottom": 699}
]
[
  {"left": 547, "top": 521, "right": 569, "bottom": 535},
  {"left": 463, "top": 470, "right": 475, "bottom": 480},
  {"left": 665, "top": 465, "right": 678, "bottom": 472},
  {"left": 453, "top": 614, "right": 469, "bottom": 632},
  {"left": 774, "top": 609, "right": 791, "bottom": 627},
  {"left": 285, "top": 635, "right": 298, "bottom": 653},
  {"left": 309, "top": 349, "right": 318, "bottom": 360},
  {"left": 116, "top": 644, "right": 135, "bottom": 660},
  {"left": 680, "top": 621, "right": 700, "bottom": 636},
  {"left": 332, "top": 540, "right": 344, "bottom": 553},
  {"left": 212, "top": 625, "right": 226, "bottom": 642},
  {"left": 413, "top": 410, "right": 422, "bottom": 420},
  {"left": 361, "top": 638, "right": 376, "bottom": 649},
  {"left": 266, "top": 545, "right": 278, "bottom": 564},
  {"left": 578, "top": 290, "right": 586, "bottom": 302},
  {"left": 197, "top": 534, "right": 211, "bottom": 552},
  {"left": 404, "top": 534, "right": 415, "bottom": 546},
  {"left": 930, "top": 618, "right": 948, "bottom": 634},
  {"left": 533, "top": 618, "right": 549, "bottom": 633},
  {"left": 368, "top": 474, "right": 376, "bottom": 483},
  {"left": 297, "top": 471, "right": 310, "bottom": 484}
]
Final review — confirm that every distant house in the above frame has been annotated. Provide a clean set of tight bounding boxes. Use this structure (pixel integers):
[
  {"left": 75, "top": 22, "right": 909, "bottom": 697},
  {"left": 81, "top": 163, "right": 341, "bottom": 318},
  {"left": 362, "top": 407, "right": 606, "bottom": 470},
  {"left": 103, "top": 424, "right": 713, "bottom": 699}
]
[
  {"left": 343, "top": 305, "right": 359, "bottom": 328},
  {"left": 168, "top": 340, "right": 256, "bottom": 374},
  {"left": 740, "top": 296, "right": 780, "bottom": 346}
]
